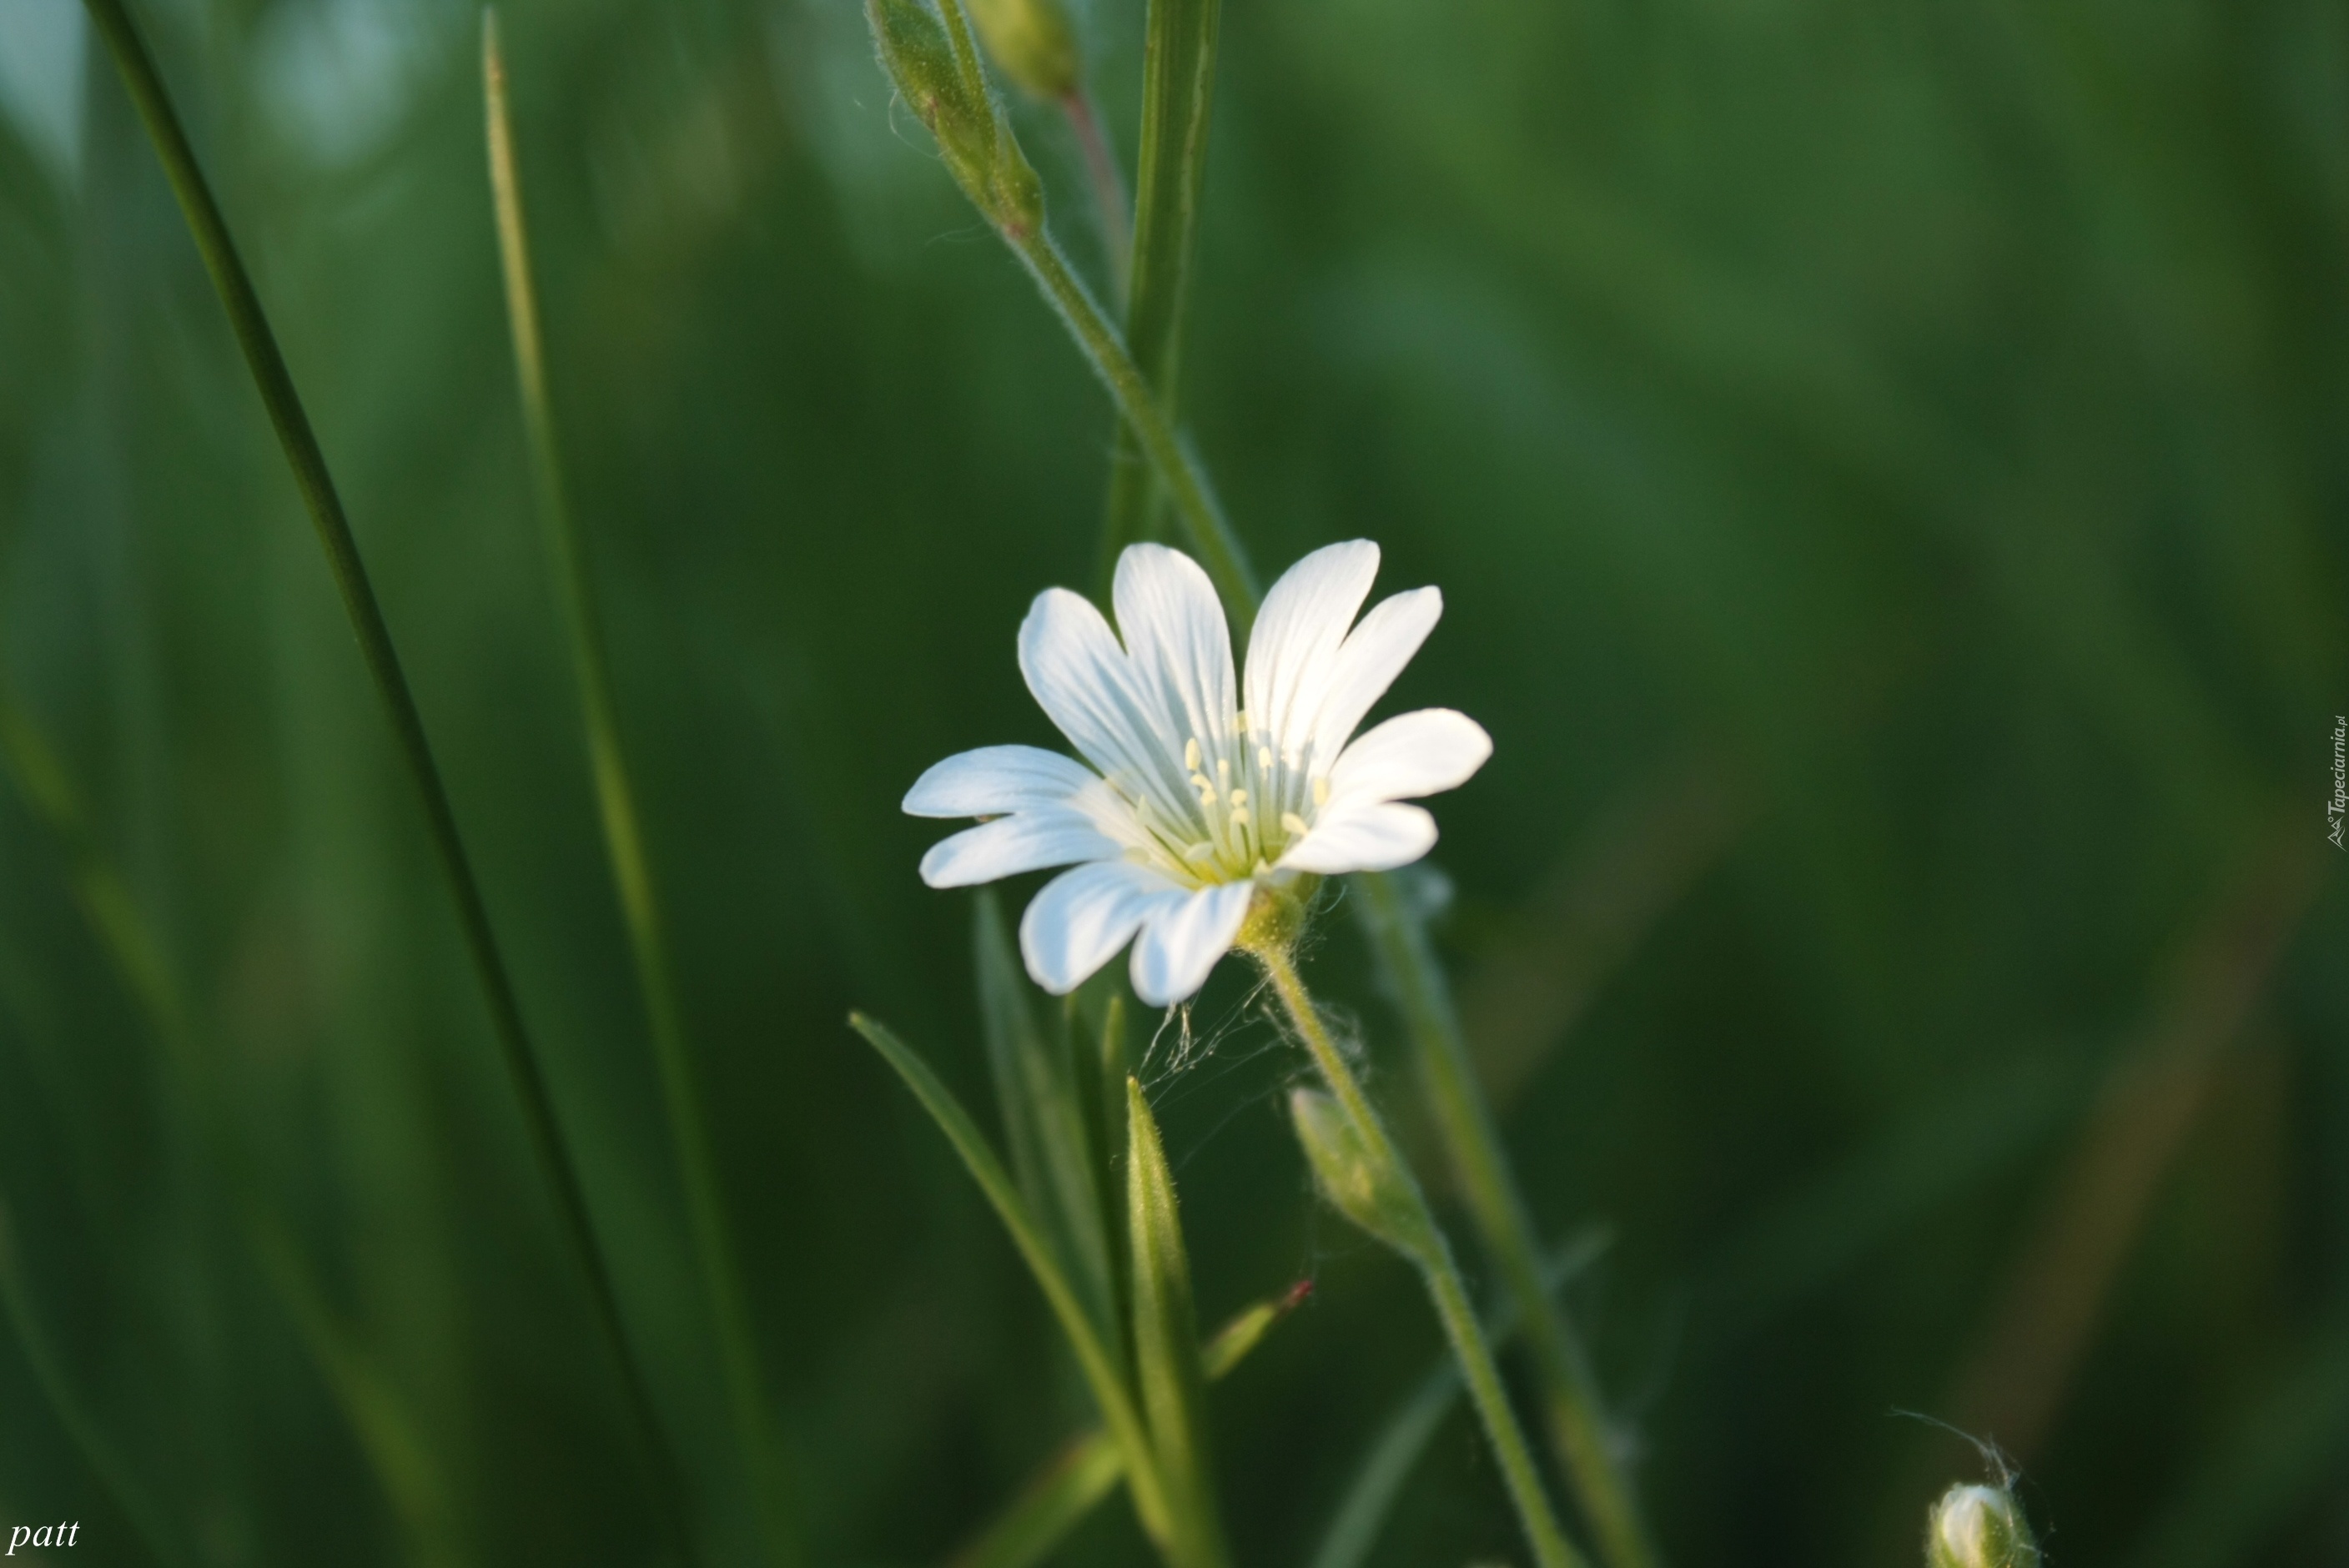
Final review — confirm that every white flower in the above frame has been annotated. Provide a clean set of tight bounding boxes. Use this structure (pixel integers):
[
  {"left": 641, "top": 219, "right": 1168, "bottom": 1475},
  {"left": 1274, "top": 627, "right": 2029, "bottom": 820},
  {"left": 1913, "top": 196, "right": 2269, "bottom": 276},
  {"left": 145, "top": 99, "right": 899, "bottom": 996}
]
[{"left": 904, "top": 540, "right": 1491, "bottom": 1006}]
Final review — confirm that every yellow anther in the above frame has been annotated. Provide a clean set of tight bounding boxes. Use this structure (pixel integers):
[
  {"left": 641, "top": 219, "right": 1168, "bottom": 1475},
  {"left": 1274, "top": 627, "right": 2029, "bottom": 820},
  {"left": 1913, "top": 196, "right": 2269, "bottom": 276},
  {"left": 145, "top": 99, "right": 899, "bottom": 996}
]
[
  {"left": 1230, "top": 788, "right": 1248, "bottom": 807},
  {"left": 1216, "top": 758, "right": 1230, "bottom": 783},
  {"left": 1198, "top": 786, "right": 1216, "bottom": 807},
  {"left": 1258, "top": 745, "right": 1273, "bottom": 770},
  {"left": 1230, "top": 807, "right": 1251, "bottom": 827},
  {"left": 1280, "top": 812, "right": 1310, "bottom": 837},
  {"left": 1185, "top": 736, "right": 1200, "bottom": 771},
  {"left": 1312, "top": 776, "right": 1330, "bottom": 806},
  {"left": 1190, "top": 772, "right": 1213, "bottom": 792}
]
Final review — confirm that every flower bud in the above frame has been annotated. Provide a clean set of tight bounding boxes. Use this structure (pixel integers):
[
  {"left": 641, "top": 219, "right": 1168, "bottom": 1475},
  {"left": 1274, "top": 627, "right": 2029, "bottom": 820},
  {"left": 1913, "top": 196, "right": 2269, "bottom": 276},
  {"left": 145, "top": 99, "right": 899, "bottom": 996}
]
[
  {"left": 864, "top": 0, "right": 1044, "bottom": 237},
  {"left": 1290, "top": 1088, "right": 1434, "bottom": 1259},
  {"left": 966, "top": 0, "right": 1081, "bottom": 101},
  {"left": 1925, "top": 1484, "right": 2040, "bottom": 1568}
]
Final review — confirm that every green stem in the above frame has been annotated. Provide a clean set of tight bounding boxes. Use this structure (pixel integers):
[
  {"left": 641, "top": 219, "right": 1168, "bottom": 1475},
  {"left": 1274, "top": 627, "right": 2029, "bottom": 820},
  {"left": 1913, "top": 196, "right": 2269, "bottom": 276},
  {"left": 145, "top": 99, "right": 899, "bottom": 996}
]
[
  {"left": 1356, "top": 872, "right": 1660, "bottom": 1568},
  {"left": 80, "top": 3, "right": 695, "bottom": 1555},
  {"left": 1005, "top": 231, "right": 1258, "bottom": 629},
  {"left": 1248, "top": 941, "right": 1583, "bottom": 1568},
  {"left": 482, "top": 18, "right": 797, "bottom": 1565},
  {"left": 1094, "top": 0, "right": 1220, "bottom": 593}
]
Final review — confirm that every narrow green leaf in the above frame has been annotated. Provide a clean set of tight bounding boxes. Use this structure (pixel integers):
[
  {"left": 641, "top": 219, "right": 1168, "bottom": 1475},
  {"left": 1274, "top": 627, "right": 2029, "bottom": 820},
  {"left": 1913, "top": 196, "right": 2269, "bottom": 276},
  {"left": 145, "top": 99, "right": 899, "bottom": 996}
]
[
  {"left": 1124, "top": 1078, "right": 1230, "bottom": 1568},
  {"left": 849, "top": 1013, "right": 1171, "bottom": 1542},
  {"left": 949, "top": 1280, "right": 1311, "bottom": 1568},
  {"left": 975, "top": 893, "right": 1119, "bottom": 1339}
]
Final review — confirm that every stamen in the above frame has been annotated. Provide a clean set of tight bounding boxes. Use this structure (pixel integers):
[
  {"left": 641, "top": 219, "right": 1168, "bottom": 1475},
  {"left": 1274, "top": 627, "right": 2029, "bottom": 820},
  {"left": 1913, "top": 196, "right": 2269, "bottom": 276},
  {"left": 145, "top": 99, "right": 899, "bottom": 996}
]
[
  {"left": 1185, "top": 736, "right": 1200, "bottom": 771},
  {"left": 1230, "top": 806, "right": 1251, "bottom": 827},
  {"left": 1258, "top": 745, "right": 1273, "bottom": 770},
  {"left": 1230, "top": 788, "right": 1248, "bottom": 807},
  {"left": 1190, "top": 772, "right": 1213, "bottom": 792},
  {"left": 1198, "top": 785, "right": 1217, "bottom": 807},
  {"left": 1216, "top": 758, "right": 1230, "bottom": 785},
  {"left": 1280, "top": 812, "right": 1310, "bottom": 837},
  {"left": 1312, "top": 776, "right": 1330, "bottom": 807}
]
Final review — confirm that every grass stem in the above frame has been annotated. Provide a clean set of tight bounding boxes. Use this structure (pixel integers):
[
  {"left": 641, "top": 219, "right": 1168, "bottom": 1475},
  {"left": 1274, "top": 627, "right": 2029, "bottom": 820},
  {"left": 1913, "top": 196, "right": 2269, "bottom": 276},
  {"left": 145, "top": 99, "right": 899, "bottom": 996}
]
[
  {"left": 1094, "top": 0, "right": 1220, "bottom": 595},
  {"left": 79, "top": 3, "right": 696, "bottom": 1555},
  {"left": 483, "top": 17, "right": 798, "bottom": 1565}
]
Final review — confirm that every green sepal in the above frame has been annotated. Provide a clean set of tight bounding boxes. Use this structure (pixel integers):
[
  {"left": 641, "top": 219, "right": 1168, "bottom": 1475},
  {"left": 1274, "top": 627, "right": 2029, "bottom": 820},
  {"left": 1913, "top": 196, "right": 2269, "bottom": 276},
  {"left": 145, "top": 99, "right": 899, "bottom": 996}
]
[
  {"left": 1290, "top": 1087, "right": 1437, "bottom": 1262},
  {"left": 863, "top": 0, "right": 1045, "bottom": 237}
]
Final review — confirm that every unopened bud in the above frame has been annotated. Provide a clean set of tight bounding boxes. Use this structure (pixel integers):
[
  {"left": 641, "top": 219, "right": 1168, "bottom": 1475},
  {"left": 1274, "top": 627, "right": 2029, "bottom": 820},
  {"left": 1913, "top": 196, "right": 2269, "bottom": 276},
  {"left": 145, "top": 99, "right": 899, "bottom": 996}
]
[
  {"left": 1290, "top": 1088, "right": 1433, "bottom": 1259},
  {"left": 967, "top": 0, "right": 1081, "bottom": 101},
  {"left": 1925, "top": 1484, "right": 2039, "bottom": 1568},
  {"left": 864, "top": 0, "right": 1044, "bottom": 237}
]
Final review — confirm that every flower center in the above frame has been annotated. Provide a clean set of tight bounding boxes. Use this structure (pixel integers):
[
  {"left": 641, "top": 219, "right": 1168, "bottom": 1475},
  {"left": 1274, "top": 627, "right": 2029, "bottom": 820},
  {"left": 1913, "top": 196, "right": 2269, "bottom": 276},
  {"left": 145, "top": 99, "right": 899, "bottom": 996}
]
[{"left": 1116, "top": 709, "right": 1329, "bottom": 887}]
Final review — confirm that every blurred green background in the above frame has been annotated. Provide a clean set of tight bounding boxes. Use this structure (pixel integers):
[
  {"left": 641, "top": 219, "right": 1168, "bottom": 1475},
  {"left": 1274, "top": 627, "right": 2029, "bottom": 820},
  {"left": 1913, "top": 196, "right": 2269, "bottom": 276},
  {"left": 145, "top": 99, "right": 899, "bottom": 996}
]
[{"left": 0, "top": 0, "right": 2344, "bottom": 1563}]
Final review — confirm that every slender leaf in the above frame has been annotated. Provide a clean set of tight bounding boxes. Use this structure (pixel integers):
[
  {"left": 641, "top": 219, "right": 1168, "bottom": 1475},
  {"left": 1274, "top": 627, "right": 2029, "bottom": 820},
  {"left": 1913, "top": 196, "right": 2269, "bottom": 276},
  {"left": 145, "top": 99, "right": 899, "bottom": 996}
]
[
  {"left": 849, "top": 1013, "right": 1172, "bottom": 1541},
  {"left": 976, "top": 892, "right": 1119, "bottom": 1338},
  {"left": 1124, "top": 1077, "right": 1230, "bottom": 1568}
]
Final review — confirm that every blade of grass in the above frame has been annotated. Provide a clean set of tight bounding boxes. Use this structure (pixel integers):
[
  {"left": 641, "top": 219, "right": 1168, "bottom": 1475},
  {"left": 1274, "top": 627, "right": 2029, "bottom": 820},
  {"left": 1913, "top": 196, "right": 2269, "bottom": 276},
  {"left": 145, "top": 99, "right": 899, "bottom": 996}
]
[
  {"left": 1309, "top": 1231, "right": 1609, "bottom": 1568},
  {"left": 948, "top": 1280, "right": 1309, "bottom": 1568},
  {"left": 0, "top": 1195, "right": 193, "bottom": 1568},
  {"left": 78, "top": 3, "right": 695, "bottom": 1555},
  {"left": 481, "top": 18, "right": 797, "bottom": 1564},
  {"left": 976, "top": 891, "right": 1120, "bottom": 1340},
  {"left": 0, "top": 677, "right": 465, "bottom": 1560},
  {"left": 1092, "top": 0, "right": 1220, "bottom": 593},
  {"left": 1356, "top": 870, "right": 1660, "bottom": 1568},
  {"left": 1124, "top": 1077, "right": 1230, "bottom": 1568},
  {"left": 848, "top": 1011, "right": 1174, "bottom": 1545}
]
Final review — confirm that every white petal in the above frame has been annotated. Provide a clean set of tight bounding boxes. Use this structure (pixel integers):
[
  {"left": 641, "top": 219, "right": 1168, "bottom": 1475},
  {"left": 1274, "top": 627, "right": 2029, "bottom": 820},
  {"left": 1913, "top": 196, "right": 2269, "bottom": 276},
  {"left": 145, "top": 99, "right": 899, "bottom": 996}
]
[
  {"left": 1113, "top": 544, "right": 1237, "bottom": 778},
  {"left": 1019, "top": 588, "right": 1195, "bottom": 823},
  {"left": 1243, "top": 540, "right": 1380, "bottom": 758},
  {"left": 1019, "top": 860, "right": 1188, "bottom": 994},
  {"left": 1325, "top": 709, "right": 1491, "bottom": 805},
  {"left": 903, "top": 745, "right": 1099, "bottom": 818},
  {"left": 1129, "top": 880, "right": 1255, "bottom": 1005},
  {"left": 918, "top": 809, "right": 1122, "bottom": 888},
  {"left": 1307, "top": 586, "right": 1443, "bottom": 761},
  {"left": 1277, "top": 802, "right": 1437, "bottom": 875}
]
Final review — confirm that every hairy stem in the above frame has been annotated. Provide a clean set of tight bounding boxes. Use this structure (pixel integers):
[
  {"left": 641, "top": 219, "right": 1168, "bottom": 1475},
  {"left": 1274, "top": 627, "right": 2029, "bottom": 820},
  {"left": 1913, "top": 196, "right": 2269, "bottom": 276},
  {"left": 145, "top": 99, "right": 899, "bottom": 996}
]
[
  {"left": 1249, "top": 940, "right": 1583, "bottom": 1568},
  {"left": 1008, "top": 231, "right": 1257, "bottom": 627},
  {"left": 1356, "top": 871, "right": 1658, "bottom": 1568},
  {"left": 81, "top": 1, "right": 695, "bottom": 1555}
]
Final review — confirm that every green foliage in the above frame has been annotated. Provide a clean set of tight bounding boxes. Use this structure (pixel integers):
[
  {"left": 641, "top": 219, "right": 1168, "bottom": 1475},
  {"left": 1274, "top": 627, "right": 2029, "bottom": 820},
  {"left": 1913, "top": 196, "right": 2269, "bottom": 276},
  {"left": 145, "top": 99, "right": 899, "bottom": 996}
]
[{"left": 0, "top": 0, "right": 2341, "bottom": 1562}]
